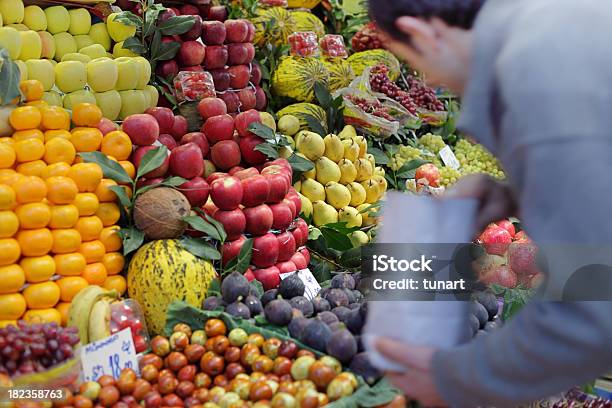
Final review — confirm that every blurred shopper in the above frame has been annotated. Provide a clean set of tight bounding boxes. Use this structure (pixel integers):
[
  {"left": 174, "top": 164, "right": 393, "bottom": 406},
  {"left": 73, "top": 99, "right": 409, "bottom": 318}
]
[{"left": 368, "top": 0, "right": 612, "bottom": 406}]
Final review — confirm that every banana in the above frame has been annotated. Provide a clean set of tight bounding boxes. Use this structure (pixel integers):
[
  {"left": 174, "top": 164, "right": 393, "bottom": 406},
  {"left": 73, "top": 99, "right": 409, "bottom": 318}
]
[
  {"left": 67, "top": 285, "right": 107, "bottom": 345},
  {"left": 88, "top": 296, "right": 114, "bottom": 343}
]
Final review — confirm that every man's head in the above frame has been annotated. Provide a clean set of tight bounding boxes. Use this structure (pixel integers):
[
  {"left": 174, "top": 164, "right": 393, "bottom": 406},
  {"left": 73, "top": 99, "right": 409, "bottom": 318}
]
[{"left": 369, "top": 0, "right": 486, "bottom": 93}]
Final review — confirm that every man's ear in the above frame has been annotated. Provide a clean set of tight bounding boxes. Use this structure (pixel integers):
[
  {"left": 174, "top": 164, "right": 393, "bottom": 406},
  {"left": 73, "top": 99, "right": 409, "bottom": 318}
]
[{"left": 395, "top": 16, "right": 439, "bottom": 53}]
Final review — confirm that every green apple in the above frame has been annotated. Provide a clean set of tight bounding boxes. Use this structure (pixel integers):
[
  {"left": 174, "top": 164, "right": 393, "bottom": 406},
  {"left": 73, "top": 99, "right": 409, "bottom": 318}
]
[
  {"left": 80, "top": 43, "right": 106, "bottom": 60},
  {"left": 133, "top": 56, "right": 151, "bottom": 90},
  {"left": 44, "top": 6, "right": 69, "bottom": 34},
  {"left": 38, "top": 31, "right": 55, "bottom": 59},
  {"left": 53, "top": 32, "right": 76, "bottom": 61},
  {"left": 106, "top": 12, "right": 136, "bottom": 42},
  {"left": 61, "top": 52, "right": 91, "bottom": 64},
  {"left": 43, "top": 90, "right": 62, "bottom": 106},
  {"left": 94, "top": 90, "right": 121, "bottom": 121},
  {"left": 74, "top": 34, "right": 94, "bottom": 50},
  {"left": 68, "top": 8, "right": 90, "bottom": 35},
  {"left": 87, "top": 57, "right": 117, "bottom": 92},
  {"left": 143, "top": 85, "right": 158, "bottom": 108},
  {"left": 118, "top": 90, "right": 146, "bottom": 119},
  {"left": 0, "top": 27, "right": 22, "bottom": 59},
  {"left": 63, "top": 89, "right": 95, "bottom": 110},
  {"left": 18, "top": 30, "right": 42, "bottom": 60},
  {"left": 55, "top": 60, "right": 86, "bottom": 93},
  {"left": 0, "top": 0, "right": 24, "bottom": 25},
  {"left": 23, "top": 5, "right": 46, "bottom": 31},
  {"left": 14, "top": 60, "right": 27, "bottom": 80},
  {"left": 114, "top": 57, "right": 139, "bottom": 91},
  {"left": 88, "top": 22, "right": 110, "bottom": 51},
  {"left": 112, "top": 41, "right": 138, "bottom": 58},
  {"left": 26, "top": 59, "right": 54, "bottom": 91}
]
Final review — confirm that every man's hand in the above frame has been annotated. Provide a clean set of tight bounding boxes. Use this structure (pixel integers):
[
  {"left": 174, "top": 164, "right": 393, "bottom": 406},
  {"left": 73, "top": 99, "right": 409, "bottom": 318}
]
[
  {"left": 445, "top": 174, "right": 517, "bottom": 232},
  {"left": 376, "top": 338, "right": 447, "bottom": 407}
]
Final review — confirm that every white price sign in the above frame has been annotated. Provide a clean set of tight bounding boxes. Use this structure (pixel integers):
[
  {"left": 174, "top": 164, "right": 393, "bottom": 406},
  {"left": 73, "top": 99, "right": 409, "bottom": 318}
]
[
  {"left": 439, "top": 145, "right": 461, "bottom": 170},
  {"left": 80, "top": 328, "right": 139, "bottom": 382},
  {"left": 279, "top": 269, "right": 321, "bottom": 300}
]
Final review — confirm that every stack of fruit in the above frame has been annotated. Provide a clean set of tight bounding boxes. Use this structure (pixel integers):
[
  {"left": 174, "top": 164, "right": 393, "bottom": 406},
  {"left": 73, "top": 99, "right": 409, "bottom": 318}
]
[{"left": 0, "top": 86, "right": 127, "bottom": 327}]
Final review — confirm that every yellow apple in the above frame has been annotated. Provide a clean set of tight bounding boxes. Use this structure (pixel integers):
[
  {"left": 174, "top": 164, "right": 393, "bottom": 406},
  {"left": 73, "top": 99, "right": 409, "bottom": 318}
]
[
  {"left": 6, "top": 23, "right": 27, "bottom": 31},
  {"left": 63, "top": 89, "right": 95, "bottom": 110},
  {"left": 106, "top": 12, "right": 136, "bottom": 43},
  {"left": 61, "top": 52, "right": 91, "bottom": 64},
  {"left": 23, "top": 5, "right": 46, "bottom": 31},
  {"left": 112, "top": 41, "right": 138, "bottom": 58},
  {"left": 18, "top": 30, "right": 42, "bottom": 60},
  {"left": 45, "top": 6, "right": 70, "bottom": 34},
  {"left": 0, "top": 26, "right": 22, "bottom": 59},
  {"left": 134, "top": 56, "right": 151, "bottom": 89},
  {"left": 68, "top": 8, "right": 90, "bottom": 35},
  {"left": 38, "top": 31, "right": 55, "bottom": 59},
  {"left": 74, "top": 34, "right": 94, "bottom": 50},
  {"left": 43, "top": 90, "right": 62, "bottom": 106},
  {"left": 119, "top": 90, "right": 146, "bottom": 119},
  {"left": 87, "top": 57, "right": 117, "bottom": 92},
  {"left": 144, "top": 85, "right": 158, "bottom": 108},
  {"left": 0, "top": 0, "right": 24, "bottom": 25},
  {"left": 25, "top": 59, "right": 54, "bottom": 91},
  {"left": 14, "top": 60, "right": 27, "bottom": 80},
  {"left": 53, "top": 32, "right": 76, "bottom": 61},
  {"left": 94, "top": 90, "right": 121, "bottom": 120},
  {"left": 115, "top": 57, "right": 139, "bottom": 91},
  {"left": 55, "top": 60, "right": 86, "bottom": 93},
  {"left": 88, "top": 22, "right": 110, "bottom": 51},
  {"left": 79, "top": 43, "right": 106, "bottom": 60}
]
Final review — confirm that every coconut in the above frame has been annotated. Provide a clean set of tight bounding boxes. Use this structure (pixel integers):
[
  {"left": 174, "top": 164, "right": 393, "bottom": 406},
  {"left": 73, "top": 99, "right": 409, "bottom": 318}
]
[{"left": 133, "top": 187, "right": 191, "bottom": 239}]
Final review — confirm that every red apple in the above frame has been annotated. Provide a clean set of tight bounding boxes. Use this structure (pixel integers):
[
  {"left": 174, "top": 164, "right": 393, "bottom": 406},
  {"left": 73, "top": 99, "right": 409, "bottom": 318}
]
[
  {"left": 203, "top": 160, "right": 216, "bottom": 178},
  {"left": 292, "top": 226, "right": 305, "bottom": 248},
  {"left": 210, "top": 176, "right": 243, "bottom": 210},
  {"left": 208, "top": 6, "right": 228, "bottom": 22},
  {"left": 96, "top": 118, "right": 117, "bottom": 135},
  {"left": 250, "top": 63, "right": 262, "bottom": 86},
  {"left": 145, "top": 107, "right": 175, "bottom": 134},
  {"left": 246, "top": 21, "right": 255, "bottom": 42},
  {"left": 227, "top": 43, "right": 254, "bottom": 65},
  {"left": 481, "top": 225, "right": 513, "bottom": 256},
  {"left": 156, "top": 59, "right": 179, "bottom": 78},
  {"left": 218, "top": 91, "right": 240, "bottom": 113},
  {"left": 181, "top": 15, "right": 203, "bottom": 41},
  {"left": 197, "top": 98, "right": 227, "bottom": 120},
  {"left": 276, "top": 231, "right": 296, "bottom": 262},
  {"left": 252, "top": 233, "right": 279, "bottom": 268},
  {"left": 239, "top": 136, "right": 267, "bottom": 166},
  {"left": 253, "top": 266, "right": 280, "bottom": 290},
  {"left": 202, "top": 114, "right": 234, "bottom": 145},
  {"left": 264, "top": 158, "right": 291, "bottom": 172},
  {"left": 206, "top": 172, "right": 227, "bottom": 184},
  {"left": 261, "top": 166, "right": 291, "bottom": 189},
  {"left": 179, "top": 177, "right": 210, "bottom": 207},
  {"left": 214, "top": 208, "right": 246, "bottom": 241},
  {"left": 158, "top": 133, "right": 178, "bottom": 150},
  {"left": 122, "top": 113, "right": 159, "bottom": 146},
  {"left": 159, "top": 9, "right": 176, "bottom": 22},
  {"left": 276, "top": 261, "right": 297, "bottom": 275},
  {"left": 222, "top": 235, "right": 246, "bottom": 265},
  {"left": 244, "top": 269, "right": 255, "bottom": 282},
  {"left": 132, "top": 146, "right": 168, "bottom": 178},
  {"left": 180, "top": 4, "right": 199, "bottom": 15},
  {"left": 290, "top": 252, "right": 307, "bottom": 270},
  {"left": 296, "top": 218, "right": 308, "bottom": 242},
  {"left": 497, "top": 220, "right": 516, "bottom": 238},
  {"left": 269, "top": 203, "right": 293, "bottom": 231},
  {"left": 169, "top": 143, "right": 204, "bottom": 179},
  {"left": 234, "top": 109, "right": 261, "bottom": 138},
  {"left": 300, "top": 248, "right": 310, "bottom": 265},
  {"left": 243, "top": 204, "right": 273, "bottom": 236},
  {"left": 203, "top": 45, "right": 228, "bottom": 70},
  {"left": 237, "top": 88, "right": 256, "bottom": 111},
  {"left": 263, "top": 173, "right": 289, "bottom": 204},
  {"left": 282, "top": 198, "right": 297, "bottom": 220},
  {"left": 211, "top": 140, "right": 241, "bottom": 170},
  {"left": 285, "top": 191, "right": 301, "bottom": 216},
  {"left": 180, "top": 132, "right": 210, "bottom": 157},
  {"left": 228, "top": 65, "right": 251, "bottom": 89},
  {"left": 202, "top": 21, "right": 226, "bottom": 45},
  {"left": 171, "top": 115, "right": 188, "bottom": 140},
  {"left": 178, "top": 41, "right": 206, "bottom": 66},
  {"left": 241, "top": 175, "right": 270, "bottom": 208},
  {"left": 233, "top": 168, "right": 259, "bottom": 180},
  {"left": 210, "top": 68, "right": 230, "bottom": 91},
  {"left": 228, "top": 166, "right": 244, "bottom": 175},
  {"left": 224, "top": 19, "right": 248, "bottom": 43},
  {"left": 180, "top": 65, "right": 204, "bottom": 72},
  {"left": 255, "top": 87, "right": 267, "bottom": 111}
]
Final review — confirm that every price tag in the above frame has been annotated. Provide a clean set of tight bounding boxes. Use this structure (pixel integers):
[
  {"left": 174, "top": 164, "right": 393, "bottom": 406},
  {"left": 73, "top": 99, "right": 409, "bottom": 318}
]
[
  {"left": 279, "top": 269, "right": 321, "bottom": 300},
  {"left": 439, "top": 145, "right": 461, "bottom": 170},
  {"left": 80, "top": 328, "right": 139, "bottom": 382}
]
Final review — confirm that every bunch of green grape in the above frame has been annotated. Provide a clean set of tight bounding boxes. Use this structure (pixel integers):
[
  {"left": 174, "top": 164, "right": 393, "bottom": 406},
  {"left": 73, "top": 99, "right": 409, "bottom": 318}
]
[
  {"left": 389, "top": 146, "right": 425, "bottom": 171},
  {"left": 417, "top": 133, "right": 446, "bottom": 154},
  {"left": 454, "top": 139, "right": 505, "bottom": 179},
  {"left": 439, "top": 167, "right": 462, "bottom": 187}
]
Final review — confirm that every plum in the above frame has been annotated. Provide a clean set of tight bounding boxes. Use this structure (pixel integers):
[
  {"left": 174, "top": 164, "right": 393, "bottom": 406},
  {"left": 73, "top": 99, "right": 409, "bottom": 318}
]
[
  {"left": 325, "top": 289, "right": 349, "bottom": 308},
  {"left": 344, "top": 309, "right": 364, "bottom": 334},
  {"left": 289, "top": 296, "right": 313, "bottom": 317},
  {"left": 300, "top": 318, "right": 331, "bottom": 352},
  {"left": 326, "top": 329, "right": 357, "bottom": 364},
  {"left": 203, "top": 296, "right": 222, "bottom": 311},
  {"left": 312, "top": 297, "right": 330, "bottom": 313},
  {"left": 331, "top": 273, "right": 355, "bottom": 290},
  {"left": 222, "top": 271, "right": 250, "bottom": 303},
  {"left": 226, "top": 302, "right": 251, "bottom": 319},
  {"left": 332, "top": 306, "right": 351, "bottom": 323},
  {"left": 288, "top": 317, "right": 310, "bottom": 339},
  {"left": 264, "top": 299, "right": 293, "bottom": 326},
  {"left": 317, "top": 311, "right": 338, "bottom": 326},
  {"left": 278, "top": 274, "right": 305, "bottom": 299},
  {"left": 244, "top": 295, "right": 263, "bottom": 316},
  {"left": 261, "top": 289, "right": 279, "bottom": 306}
]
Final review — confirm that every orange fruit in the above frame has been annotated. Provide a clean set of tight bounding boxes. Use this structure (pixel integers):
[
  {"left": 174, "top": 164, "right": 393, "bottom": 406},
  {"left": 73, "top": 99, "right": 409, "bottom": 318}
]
[
  {"left": 0, "top": 184, "right": 16, "bottom": 210},
  {"left": 51, "top": 229, "right": 82, "bottom": 254},
  {"left": 0, "top": 238, "right": 20, "bottom": 265},
  {"left": 13, "top": 176, "right": 46, "bottom": 203},
  {"left": 23, "top": 281, "right": 60, "bottom": 309},
  {"left": 15, "top": 160, "right": 46, "bottom": 177},
  {"left": 0, "top": 265, "right": 25, "bottom": 294},
  {"left": 41, "top": 162, "right": 71, "bottom": 179},
  {"left": 23, "top": 308, "right": 62, "bottom": 325},
  {"left": 71, "top": 127, "right": 103, "bottom": 152},
  {"left": 103, "top": 275, "right": 126, "bottom": 295},
  {"left": 44, "top": 129, "right": 71, "bottom": 142},
  {"left": 72, "top": 103, "right": 102, "bottom": 127},
  {"left": 68, "top": 163, "right": 103, "bottom": 192},
  {"left": 79, "top": 240, "right": 105, "bottom": 263},
  {"left": 17, "top": 228, "right": 53, "bottom": 257},
  {"left": 49, "top": 204, "right": 79, "bottom": 229},
  {"left": 56, "top": 277, "right": 88, "bottom": 302},
  {"left": 56, "top": 301, "right": 71, "bottom": 325},
  {"left": 0, "top": 293, "right": 26, "bottom": 320},
  {"left": 95, "top": 179, "right": 119, "bottom": 202},
  {"left": 0, "top": 137, "right": 13, "bottom": 145},
  {"left": 82, "top": 262, "right": 107, "bottom": 285},
  {"left": 46, "top": 176, "right": 78, "bottom": 204},
  {"left": 118, "top": 160, "right": 135, "bottom": 181},
  {"left": 20, "top": 80, "right": 44, "bottom": 102},
  {"left": 0, "top": 210, "right": 19, "bottom": 238},
  {"left": 0, "top": 143, "right": 15, "bottom": 169},
  {"left": 44, "top": 138, "right": 76, "bottom": 165},
  {"left": 95, "top": 202, "right": 120, "bottom": 227},
  {"left": 15, "top": 202, "right": 51, "bottom": 229},
  {"left": 40, "top": 105, "right": 70, "bottom": 130},
  {"left": 73, "top": 192, "right": 99, "bottom": 216},
  {"left": 75, "top": 215, "right": 103, "bottom": 241},
  {"left": 102, "top": 252, "right": 125, "bottom": 275},
  {"left": 0, "top": 170, "right": 19, "bottom": 186},
  {"left": 9, "top": 106, "right": 42, "bottom": 130},
  {"left": 54, "top": 253, "right": 87, "bottom": 276},
  {"left": 101, "top": 131, "right": 132, "bottom": 161},
  {"left": 20, "top": 255, "right": 56, "bottom": 283},
  {"left": 99, "top": 226, "right": 122, "bottom": 252},
  {"left": 14, "top": 138, "right": 45, "bottom": 163},
  {"left": 12, "top": 129, "right": 44, "bottom": 142}
]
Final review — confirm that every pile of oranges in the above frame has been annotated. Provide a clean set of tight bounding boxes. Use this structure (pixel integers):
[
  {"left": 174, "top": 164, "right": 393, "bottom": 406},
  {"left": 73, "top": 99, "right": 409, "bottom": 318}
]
[{"left": 0, "top": 80, "right": 133, "bottom": 328}]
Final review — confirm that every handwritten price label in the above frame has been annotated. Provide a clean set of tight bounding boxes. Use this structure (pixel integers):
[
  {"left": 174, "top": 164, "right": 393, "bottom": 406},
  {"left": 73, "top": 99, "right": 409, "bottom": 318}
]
[
  {"left": 80, "top": 328, "right": 139, "bottom": 382},
  {"left": 279, "top": 269, "right": 321, "bottom": 300}
]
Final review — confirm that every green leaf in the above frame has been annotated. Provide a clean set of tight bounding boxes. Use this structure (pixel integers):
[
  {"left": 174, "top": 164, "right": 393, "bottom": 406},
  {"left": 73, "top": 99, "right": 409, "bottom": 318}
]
[
  {"left": 254, "top": 142, "right": 279, "bottom": 159},
  {"left": 179, "top": 237, "right": 221, "bottom": 260},
  {"left": 339, "top": 246, "right": 362, "bottom": 268},
  {"left": 308, "top": 227, "right": 322, "bottom": 241},
  {"left": 304, "top": 115, "right": 327, "bottom": 137},
  {"left": 249, "top": 280, "right": 264, "bottom": 297},
  {"left": 108, "top": 185, "right": 132, "bottom": 209},
  {"left": 136, "top": 146, "right": 168, "bottom": 179},
  {"left": 206, "top": 278, "right": 221, "bottom": 297},
  {"left": 158, "top": 15, "right": 196, "bottom": 35},
  {"left": 224, "top": 238, "right": 253, "bottom": 274},
  {"left": 155, "top": 41, "right": 181, "bottom": 61},
  {"left": 248, "top": 122, "right": 276, "bottom": 140},
  {"left": 395, "top": 158, "right": 430, "bottom": 179},
  {"left": 143, "top": 8, "right": 162, "bottom": 37},
  {"left": 118, "top": 226, "right": 145, "bottom": 256},
  {"left": 199, "top": 210, "right": 227, "bottom": 243},
  {"left": 182, "top": 215, "right": 223, "bottom": 241},
  {"left": 0, "top": 49, "right": 20, "bottom": 105},
  {"left": 320, "top": 226, "right": 353, "bottom": 252},
  {"left": 367, "top": 147, "right": 389, "bottom": 165},
  {"left": 113, "top": 11, "right": 141, "bottom": 27},
  {"left": 121, "top": 36, "right": 147, "bottom": 55},
  {"left": 79, "top": 152, "right": 133, "bottom": 184},
  {"left": 314, "top": 81, "right": 332, "bottom": 109}
]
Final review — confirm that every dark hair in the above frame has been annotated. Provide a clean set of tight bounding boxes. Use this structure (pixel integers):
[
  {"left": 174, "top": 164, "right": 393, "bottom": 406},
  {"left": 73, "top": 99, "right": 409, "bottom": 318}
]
[{"left": 369, "top": 0, "right": 485, "bottom": 40}]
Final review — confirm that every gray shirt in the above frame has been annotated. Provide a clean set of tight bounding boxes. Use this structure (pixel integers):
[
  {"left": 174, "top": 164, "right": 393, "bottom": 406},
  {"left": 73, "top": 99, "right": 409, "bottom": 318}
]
[{"left": 432, "top": 0, "right": 612, "bottom": 405}]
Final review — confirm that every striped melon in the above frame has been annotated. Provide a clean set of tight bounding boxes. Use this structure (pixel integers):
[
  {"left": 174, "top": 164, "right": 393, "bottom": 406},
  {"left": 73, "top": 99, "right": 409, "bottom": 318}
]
[
  {"left": 347, "top": 49, "right": 401, "bottom": 81},
  {"left": 291, "top": 11, "right": 325, "bottom": 38},
  {"left": 127, "top": 239, "right": 217, "bottom": 334},
  {"left": 272, "top": 56, "right": 330, "bottom": 102},
  {"left": 321, "top": 58, "right": 355, "bottom": 92},
  {"left": 287, "top": 0, "right": 322, "bottom": 8},
  {"left": 253, "top": 7, "right": 296, "bottom": 46},
  {"left": 277, "top": 103, "right": 328, "bottom": 132}
]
